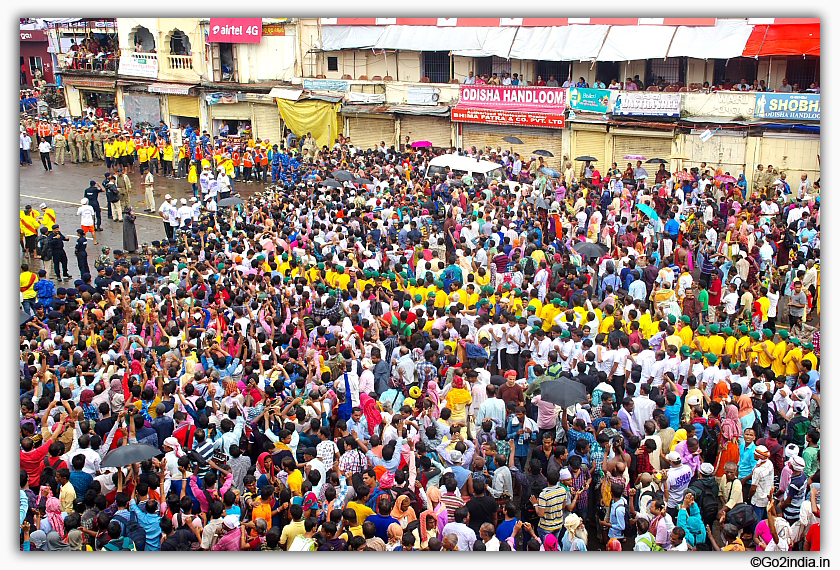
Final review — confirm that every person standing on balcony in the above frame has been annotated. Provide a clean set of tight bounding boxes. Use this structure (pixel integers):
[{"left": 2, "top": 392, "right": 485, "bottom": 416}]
[{"left": 464, "top": 71, "right": 476, "bottom": 85}]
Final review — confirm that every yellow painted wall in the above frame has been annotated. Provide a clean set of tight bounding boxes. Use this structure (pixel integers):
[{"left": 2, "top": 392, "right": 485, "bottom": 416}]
[{"left": 757, "top": 136, "right": 821, "bottom": 182}]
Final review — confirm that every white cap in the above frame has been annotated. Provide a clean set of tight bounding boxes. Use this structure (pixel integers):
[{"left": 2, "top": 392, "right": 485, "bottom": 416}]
[
  {"left": 40, "top": 203, "right": 47, "bottom": 209},
  {"left": 81, "top": 198, "right": 88, "bottom": 205},
  {"left": 164, "top": 194, "right": 172, "bottom": 199},
  {"left": 181, "top": 198, "right": 187, "bottom": 205},
  {"left": 789, "top": 456, "right": 805, "bottom": 471},
  {"left": 189, "top": 197, "right": 197, "bottom": 202},
  {"left": 558, "top": 468, "right": 572, "bottom": 480},
  {"left": 665, "top": 451, "right": 682, "bottom": 463}
]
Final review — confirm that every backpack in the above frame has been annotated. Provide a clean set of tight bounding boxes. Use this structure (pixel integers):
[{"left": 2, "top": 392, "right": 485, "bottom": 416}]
[
  {"left": 163, "top": 530, "right": 191, "bottom": 552},
  {"left": 689, "top": 479, "right": 720, "bottom": 525},
  {"left": 637, "top": 533, "right": 664, "bottom": 551},
  {"left": 103, "top": 536, "right": 135, "bottom": 551},
  {"left": 522, "top": 256, "right": 536, "bottom": 277},
  {"left": 725, "top": 502, "right": 758, "bottom": 530},
  {"left": 39, "top": 456, "right": 63, "bottom": 495},
  {"left": 37, "top": 235, "right": 52, "bottom": 261},
  {"left": 115, "top": 510, "right": 147, "bottom": 552},
  {"left": 105, "top": 184, "right": 120, "bottom": 203}
]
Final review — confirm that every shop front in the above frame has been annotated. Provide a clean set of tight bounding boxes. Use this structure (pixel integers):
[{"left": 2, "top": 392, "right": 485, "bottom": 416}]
[
  {"left": 395, "top": 109, "right": 453, "bottom": 151},
  {"left": 63, "top": 78, "right": 117, "bottom": 117},
  {"left": 20, "top": 28, "right": 55, "bottom": 87},
  {"left": 341, "top": 105, "right": 396, "bottom": 151},
  {"left": 452, "top": 85, "right": 566, "bottom": 169}
]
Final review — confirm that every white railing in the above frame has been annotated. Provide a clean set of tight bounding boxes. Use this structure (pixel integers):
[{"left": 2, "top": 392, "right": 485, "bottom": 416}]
[{"left": 167, "top": 54, "right": 194, "bottom": 70}]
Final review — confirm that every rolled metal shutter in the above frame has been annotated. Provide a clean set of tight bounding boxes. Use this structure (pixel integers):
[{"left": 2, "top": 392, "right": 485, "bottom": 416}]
[
  {"left": 399, "top": 115, "right": 452, "bottom": 149},
  {"left": 573, "top": 130, "right": 607, "bottom": 165},
  {"left": 167, "top": 94, "right": 200, "bottom": 118},
  {"left": 612, "top": 134, "right": 673, "bottom": 168},
  {"left": 209, "top": 102, "right": 252, "bottom": 121},
  {"left": 683, "top": 133, "right": 748, "bottom": 176},
  {"left": 253, "top": 103, "right": 282, "bottom": 145},
  {"left": 461, "top": 124, "right": 563, "bottom": 170},
  {"left": 346, "top": 116, "right": 395, "bottom": 152}
]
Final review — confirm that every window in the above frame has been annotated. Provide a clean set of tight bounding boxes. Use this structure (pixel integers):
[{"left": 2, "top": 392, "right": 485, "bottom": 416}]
[
  {"left": 536, "top": 60, "right": 570, "bottom": 85},
  {"left": 327, "top": 56, "right": 338, "bottom": 71},
  {"left": 713, "top": 57, "right": 757, "bottom": 86},
  {"left": 646, "top": 57, "right": 685, "bottom": 86},
  {"left": 595, "top": 61, "right": 621, "bottom": 86},
  {"left": 475, "top": 56, "right": 512, "bottom": 79},
  {"left": 29, "top": 56, "right": 43, "bottom": 77},
  {"left": 784, "top": 56, "right": 819, "bottom": 91},
  {"left": 423, "top": 51, "right": 450, "bottom": 83}
]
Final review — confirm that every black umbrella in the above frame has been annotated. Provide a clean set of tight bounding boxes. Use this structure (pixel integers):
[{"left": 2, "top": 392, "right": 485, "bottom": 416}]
[
  {"left": 575, "top": 155, "right": 598, "bottom": 162},
  {"left": 503, "top": 136, "right": 523, "bottom": 144},
  {"left": 320, "top": 179, "right": 342, "bottom": 188},
  {"left": 448, "top": 180, "right": 464, "bottom": 187},
  {"left": 573, "top": 241, "right": 607, "bottom": 258},
  {"left": 534, "top": 149, "right": 554, "bottom": 157},
  {"left": 217, "top": 196, "right": 243, "bottom": 207},
  {"left": 20, "top": 310, "right": 33, "bottom": 326},
  {"left": 621, "top": 178, "right": 636, "bottom": 187},
  {"left": 355, "top": 177, "right": 373, "bottom": 185},
  {"left": 101, "top": 443, "right": 161, "bottom": 468},
  {"left": 646, "top": 158, "right": 668, "bottom": 164},
  {"left": 332, "top": 170, "right": 355, "bottom": 181},
  {"left": 539, "top": 378, "right": 588, "bottom": 410}
]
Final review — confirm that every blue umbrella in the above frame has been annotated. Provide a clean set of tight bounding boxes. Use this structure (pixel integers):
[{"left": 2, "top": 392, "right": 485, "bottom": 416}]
[
  {"left": 636, "top": 203, "right": 659, "bottom": 221},
  {"left": 540, "top": 167, "right": 561, "bottom": 178}
]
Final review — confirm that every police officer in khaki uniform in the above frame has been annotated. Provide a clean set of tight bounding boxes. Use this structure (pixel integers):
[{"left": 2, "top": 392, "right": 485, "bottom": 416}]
[
  {"left": 53, "top": 131, "right": 67, "bottom": 165},
  {"left": 66, "top": 126, "right": 78, "bottom": 164},
  {"left": 752, "top": 164, "right": 766, "bottom": 195},
  {"left": 93, "top": 126, "right": 105, "bottom": 161},
  {"left": 302, "top": 132, "right": 316, "bottom": 163},
  {"left": 82, "top": 127, "right": 94, "bottom": 163}
]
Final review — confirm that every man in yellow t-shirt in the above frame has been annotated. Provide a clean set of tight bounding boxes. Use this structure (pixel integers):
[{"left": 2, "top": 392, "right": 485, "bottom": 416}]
[
  {"left": 783, "top": 339, "right": 804, "bottom": 379},
  {"left": 20, "top": 264, "right": 38, "bottom": 312},
  {"left": 770, "top": 330, "right": 788, "bottom": 377},
  {"left": 677, "top": 315, "right": 694, "bottom": 346},
  {"left": 20, "top": 205, "right": 41, "bottom": 260},
  {"left": 755, "top": 328, "right": 775, "bottom": 369},
  {"left": 735, "top": 325, "right": 752, "bottom": 363},
  {"left": 707, "top": 324, "right": 726, "bottom": 356},
  {"left": 722, "top": 327, "right": 738, "bottom": 359}
]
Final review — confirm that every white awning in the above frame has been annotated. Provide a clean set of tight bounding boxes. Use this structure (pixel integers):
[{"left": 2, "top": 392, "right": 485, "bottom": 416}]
[
  {"left": 373, "top": 26, "right": 492, "bottom": 51},
  {"left": 509, "top": 25, "right": 609, "bottom": 61},
  {"left": 667, "top": 19, "right": 754, "bottom": 59},
  {"left": 320, "top": 26, "right": 383, "bottom": 50},
  {"left": 268, "top": 86, "right": 303, "bottom": 100},
  {"left": 597, "top": 26, "right": 677, "bottom": 61}
]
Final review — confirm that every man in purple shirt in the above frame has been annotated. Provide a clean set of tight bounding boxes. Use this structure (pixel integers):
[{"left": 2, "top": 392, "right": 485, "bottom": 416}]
[{"left": 618, "top": 398, "right": 642, "bottom": 439}]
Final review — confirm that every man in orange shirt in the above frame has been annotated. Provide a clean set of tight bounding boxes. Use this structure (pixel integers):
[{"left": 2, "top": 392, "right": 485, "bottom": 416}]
[{"left": 243, "top": 149, "right": 253, "bottom": 182}]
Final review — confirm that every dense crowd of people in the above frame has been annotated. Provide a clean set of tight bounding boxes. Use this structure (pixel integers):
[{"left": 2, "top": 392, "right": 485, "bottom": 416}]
[{"left": 19, "top": 115, "right": 820, "bottom": 552}]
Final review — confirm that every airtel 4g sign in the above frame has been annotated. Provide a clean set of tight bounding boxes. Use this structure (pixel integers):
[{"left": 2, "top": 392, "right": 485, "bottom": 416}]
[{"left": 207, "top": 18, "right": 263, "bottom": 43}]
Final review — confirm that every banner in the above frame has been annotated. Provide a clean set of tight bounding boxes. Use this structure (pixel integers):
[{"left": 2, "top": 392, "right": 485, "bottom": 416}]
[
  {"left": 458, "top": 85, "right": 566, "bottom": 113},
  {"left": 303, "top": 78, "right": 349, "bottom": 92},
  {"left": 407, "top": 86, "right": 439, "bottom": 106},
  {"left": 568, "top": 87, "right": 612, "bottom": 114},
  {"left": 754, "top": 93, "right": 819, "bottom": 120},
  {"left": 452, "top": 107, "right": 565, "bottom": 129},
  {"left": 261, "top": 24, "right": 286, "bottom": 36},
  {"left": 611, "top": 92, "right": 681, "bottom": 116},
  {"left": 118, "top": 53, "right": 158, "bottom": 79},
  {"left": 207, "top": 18, "right": 262, "bottom": 43},
  {"left": 276, "top": 98, "right": 340, "bottom": 149},
  {"left": 345, "top": 91, "right": 386, "bottom": 104},
  {"left": 205, "top": 92, "right": 238, "bottom": 105}
]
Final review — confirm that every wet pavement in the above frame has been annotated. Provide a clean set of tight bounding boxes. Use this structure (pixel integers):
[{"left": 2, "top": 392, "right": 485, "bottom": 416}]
[{"left": 19, "top": 158, "right": 269, "bottom": 280}]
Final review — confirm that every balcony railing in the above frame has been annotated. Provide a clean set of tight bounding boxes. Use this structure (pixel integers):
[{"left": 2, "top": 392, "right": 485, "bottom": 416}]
[
  {"left": 60, "top": 54, "right": 118, "bottom": 72},
  {"left": 167, "top": 54, "right": 194, "bottom": 71}
]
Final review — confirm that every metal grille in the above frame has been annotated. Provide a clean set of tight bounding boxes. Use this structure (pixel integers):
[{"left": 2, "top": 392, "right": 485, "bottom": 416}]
[
  {"left": 536, "top": 60, "right": 570, "bottom": 85},
  {"left": 327, "top": 56, "right": 338, "bottom": 71},
  {"left": 713, "top": 57, "right": 757, "bottom": 86},
  {"left": 646, "top": 57, "right": 682, "bottom": 85},
  {"left": 423, "top": 51, "right": 450, "bottom": 83},
  {"left": 784, "top": 56, "right": 819, "bottom": 90}
]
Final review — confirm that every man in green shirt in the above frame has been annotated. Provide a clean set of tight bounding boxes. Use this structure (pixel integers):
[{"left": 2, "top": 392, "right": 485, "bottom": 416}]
[
  {"left": 696, "top": 282, "right": 710, "bottom": 326},
  {"left": 803, "top": 429, "right": 820, "bottom": 478}
]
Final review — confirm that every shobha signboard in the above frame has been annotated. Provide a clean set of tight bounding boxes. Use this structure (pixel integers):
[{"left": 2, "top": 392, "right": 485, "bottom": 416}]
[{"left": 207, "top": 18, "right": 263, "bottom": 43}]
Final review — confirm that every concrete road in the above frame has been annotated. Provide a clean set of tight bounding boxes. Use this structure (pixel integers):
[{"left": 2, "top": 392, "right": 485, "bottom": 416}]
[{"left": 19, "top": 158, "right": 266, "bottom": 280}]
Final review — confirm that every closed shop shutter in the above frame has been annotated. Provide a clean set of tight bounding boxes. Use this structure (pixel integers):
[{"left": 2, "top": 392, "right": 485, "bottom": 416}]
[
  {"left": 612, "top": 134, "right": 673, "bottom": 169},
  {"left": 209, "top": 102, "right": 252, "bottom": 121},
  {"left": 759, "top": 135, "right": 821, "bottom": 183},
  {"left": 573, "top": 129, "right": 607, "bottom": 166},
  {"left": 683, "top": 133, "right": 748, "bottom": 177},
  {"left": 399, "top": 115, "right": 452, "bottom": 149},
  {"left": 167, "top": 95, "right": 200, "bottom": 118},
  {"left": 253, "top": 104, "right": 282, "bottom": 145},
  {"left": 346, "top": 116, "right": 395, "bottom": 151},
  {"left": 123, "top": 94, "right": 161, "bottom": 126},
  {"left": 461, "top": 124, "right": 563, "bottom": 170}
]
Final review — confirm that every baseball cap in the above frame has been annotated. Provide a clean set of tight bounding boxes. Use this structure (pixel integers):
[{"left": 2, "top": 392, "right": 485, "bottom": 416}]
[{"left": 665, "top": 451, "right": 682, "bottom": 463}]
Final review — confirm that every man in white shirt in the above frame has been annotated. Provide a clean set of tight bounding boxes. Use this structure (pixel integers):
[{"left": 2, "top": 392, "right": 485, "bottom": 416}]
[
  {"left": 177, "top": 198, "right": 194, "bottom": 229},
  {"left": 20, "top": 131, "right": 33, "bottom": 165},
  {"left": 38, "top": 138, "right": 53, "bottom": 171},
  {"left": 502, "top": 73, "right": 512, "bottom": 86},
  {"left": 76, "top": 198, "right": 97, "bottom": 243},
  {"left": 632, "top": 384, "right": 656, "bottom": 435},
  {"left": 463, "top": 71, "right": 476, "bottom": 85}
]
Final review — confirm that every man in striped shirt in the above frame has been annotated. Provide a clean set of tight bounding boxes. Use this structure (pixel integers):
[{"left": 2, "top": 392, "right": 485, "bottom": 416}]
[{"left": 530, "top": 470, "right": 569, "bottom": 541}]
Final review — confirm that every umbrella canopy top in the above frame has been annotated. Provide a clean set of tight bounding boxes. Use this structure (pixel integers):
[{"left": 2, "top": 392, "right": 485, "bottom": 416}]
[
  {"left": 540, "top": 167, "right": 561, "bottom": 178},
  {"left": 674, "top": 171, "right": 694, "bottom": 181},
  {"left": 332, "top": 170, "right": 354, "bottom": 181},
  {"left": 539, "top": 378, "right": 588, "bottom": 409},
  {"left": 411, "top": 141, "right": 432, "bottom": 148},
  {"left": 636, "top": 202, "right": 660, "bottom": 221},
  {"left": 503, "top": 136, "right": 523, "bottom": 144},
  {"left": 534, "top": 149, "right": 554, "bottom": 157},
  {"left": 574, "top": 155, "right": 598, "bottom": 162},
  {"left": 573, "top": 240, "right": 607, "bottom": 258},
  {"left": 646, "top": 158, "right": 667, "bottom": 164},
  {"left": 100, "top": 443, "right": 161, "bottom": 468},
  {"left": 217, "top": 196, "right": 243, "bottom": 207}
]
